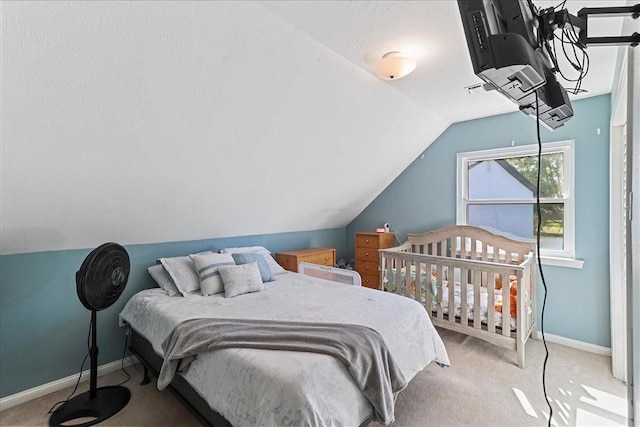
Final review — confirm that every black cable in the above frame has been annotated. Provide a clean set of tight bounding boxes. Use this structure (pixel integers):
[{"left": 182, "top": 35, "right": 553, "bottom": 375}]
[
  {"left": 534, "top": 91, "right": 553, "bottom": 426},
  {"left": 116, "top": 329, "right": 131, "bottom": 387},
  {"left": 47, "top": 316, "right": 92, "bottom": 414}
]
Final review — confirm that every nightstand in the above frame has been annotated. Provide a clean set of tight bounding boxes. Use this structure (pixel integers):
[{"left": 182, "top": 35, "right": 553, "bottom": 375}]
[
  {"left": 275, "top": 248, "right": 336, "bottom": 273},
  {"left": 355, "top": 232, "right": 395, "bottom": 289}
]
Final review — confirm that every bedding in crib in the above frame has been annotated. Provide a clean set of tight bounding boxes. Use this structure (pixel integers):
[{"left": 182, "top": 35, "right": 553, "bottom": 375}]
[{"left": 383, "top": 267, "right": 521, "bottom": 330}]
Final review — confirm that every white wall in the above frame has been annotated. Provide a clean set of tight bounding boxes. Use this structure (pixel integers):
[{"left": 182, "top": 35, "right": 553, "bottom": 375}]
[{"left": 1, "top": 1, "right": 450, "bottom": 255}]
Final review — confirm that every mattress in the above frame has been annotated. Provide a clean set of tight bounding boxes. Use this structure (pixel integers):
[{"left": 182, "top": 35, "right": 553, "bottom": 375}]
[{"left": 120, "top": 271, "right": 450, "bottom": 427}]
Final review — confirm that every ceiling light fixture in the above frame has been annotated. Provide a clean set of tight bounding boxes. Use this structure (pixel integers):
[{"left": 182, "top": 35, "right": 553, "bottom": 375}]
[{"left": 373, "top": 51, "right": 416, "bottom": 80}]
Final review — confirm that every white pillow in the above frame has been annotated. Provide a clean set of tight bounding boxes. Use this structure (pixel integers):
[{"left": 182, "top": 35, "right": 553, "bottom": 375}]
[
  {"left": 218, "top": 262, "right": 264, "bottom": 298},
  {"left": 189, "top": 252, "right": 235, "bottom": 296},
  {"left": 262, "top": 253, "right": 287, "bottom": 275},
  {"left": 159, "top": 256, "right": 201, "bottom": 296},
  {"left": 221, "top": 246, "right": 287, "bottom": 275},
  {"left": 147, "top": 264, "right": 181, "bottom": 297}
]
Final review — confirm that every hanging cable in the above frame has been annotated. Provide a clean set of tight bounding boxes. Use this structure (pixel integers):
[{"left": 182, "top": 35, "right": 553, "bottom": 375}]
[
  {"left": 47, "top": 315, "right": 92, "bottom": 414},
  {"left": 546, "top": 1, "right": 590, "bottom": 95},
  {"left": 116, "top": 329, "right": 131, "bottom": 387},
  {"left": 534, "top": 91, "right": 553, "bottom": 426}
]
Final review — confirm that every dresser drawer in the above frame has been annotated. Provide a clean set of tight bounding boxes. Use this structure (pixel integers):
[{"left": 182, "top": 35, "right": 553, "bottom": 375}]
[
  {"left": 356, "top": 234, "right": 382, "bottom": 249},
  {"left": 301, "top": 252, "right": 335, "bottom": 267},
  {"left": 355, "top": 247, "right": 379, "bottom": 263},
  {"left": 356, "top": 260, "right": 379, "bottom": 276},
  {"left": 360, "top": 273, "right": 380, "bottom": 290}
]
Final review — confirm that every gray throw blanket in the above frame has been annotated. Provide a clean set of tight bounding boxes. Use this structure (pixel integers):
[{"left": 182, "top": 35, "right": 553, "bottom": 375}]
[{"left": 158, "top": 318, "right": 407, "bottom": 425}]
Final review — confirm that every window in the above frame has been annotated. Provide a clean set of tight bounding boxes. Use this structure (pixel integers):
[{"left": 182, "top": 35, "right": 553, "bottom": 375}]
[{"left": 457, "top": 141, "right": 580, "bottom": 266}]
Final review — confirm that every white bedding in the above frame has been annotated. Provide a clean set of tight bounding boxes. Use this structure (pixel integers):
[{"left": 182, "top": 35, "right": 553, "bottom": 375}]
[
  {"left": 384, "top": 268, "right": 520, "bottom": 330},
  {"left": 120, "top": 271, "right": 450, "bottom": 427}
]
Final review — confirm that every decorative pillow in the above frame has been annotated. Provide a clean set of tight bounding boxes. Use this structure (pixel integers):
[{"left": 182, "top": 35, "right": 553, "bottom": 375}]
[
  {"left": 221, "top": 246, "right": 287, "bottom": 276},
  {"left": 147, "top": 264, "right": 181, "bottom": 297},
  {"left": 232, "top": 253, "right": 274, "bottom": 282},
  {"left": 159, "top": 256, "right": 201, "bottom": 296},
  {"left": 218, "top": 262, "right": 264, "bottom": 298},
  {"left": 189, "top": 252, "right": 236, "bottom": 296}
]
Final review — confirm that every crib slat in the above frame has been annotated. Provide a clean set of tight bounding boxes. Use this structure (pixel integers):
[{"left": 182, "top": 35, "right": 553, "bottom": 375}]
[
  {"left": 398, "top": 258, "right": 405, "bottom": 296},
  {"left": 415, "top": 262, "right": 422, "bottom": 304},
  {"left": 502, "top": 272, "right": 511, "bottom": 337},
  {"left": 473, "top": 269, "right": 481, "bottom": 328},
  {"left": 487, "top": 272, "right": 496, "bottom": 333},
  {"left": 393, "top": 256, "right": 400, "bottom": 294},
  {"left": 460, "top": 267, "right": 468, "bottom": 326},
  {"left": 404, "top": 261, "right": 411, "bottom": 297},
  {"left": 448, "top": 267, "right": 456, "bottom": 324},
  {"left": 460, "top": 236, "right": 466, "bottom": 259},
  {"left": 427, "top": 264, "right": 435, "bottom": 313},
  {"left": 380, "top": 253, "right": 387, "bottom": 291},
  {"left": 436, "top": 264, "right": 444, "bottom": 320}
]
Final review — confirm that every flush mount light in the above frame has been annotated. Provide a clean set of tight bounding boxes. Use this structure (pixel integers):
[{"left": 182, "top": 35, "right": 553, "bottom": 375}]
[{"left": 372, "top": 51, "right": 417, "bottom": 80}]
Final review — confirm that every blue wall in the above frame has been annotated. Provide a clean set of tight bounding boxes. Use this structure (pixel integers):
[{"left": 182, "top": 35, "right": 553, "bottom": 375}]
[
  {"left": 0, "top": 228, "right": 346, "bottom": 398},
  {"left": 347, "top": 94, "right": 612, "bottom": 347}
]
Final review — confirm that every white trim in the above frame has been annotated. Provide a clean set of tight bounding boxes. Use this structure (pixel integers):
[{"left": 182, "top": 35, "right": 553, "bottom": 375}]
[
  {"left": 0, "top": 356, "right": 138, "bottom": 412},
  {"left": 539, "top": 331, "right": 611, "bottom": 357},
  {"left": 610, "top": 124, "right": 628, "bottom": 382},
  {"left": 457, "top": 140, "right": 576, "bottom": 260},
  {"left": 540, "top": 256, "right": 584, "bottom": 269},
  {"left": 610, "top": 48, "right": 629, "bottom": 384}
]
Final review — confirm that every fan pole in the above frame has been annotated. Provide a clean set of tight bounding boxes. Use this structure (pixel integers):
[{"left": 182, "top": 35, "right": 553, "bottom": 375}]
[{"left": 89, "top": 310, "right": 98, "bottom": 399}]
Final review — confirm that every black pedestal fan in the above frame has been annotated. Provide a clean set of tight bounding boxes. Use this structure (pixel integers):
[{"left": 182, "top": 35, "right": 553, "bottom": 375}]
[{"left": 50, "top": 243, "right": 131, "bottom": 427}]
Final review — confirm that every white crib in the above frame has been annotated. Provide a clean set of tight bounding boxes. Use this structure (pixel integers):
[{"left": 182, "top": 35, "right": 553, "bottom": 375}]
[{"left": 379, "top": 225, "right": 537, "bottom": 368}]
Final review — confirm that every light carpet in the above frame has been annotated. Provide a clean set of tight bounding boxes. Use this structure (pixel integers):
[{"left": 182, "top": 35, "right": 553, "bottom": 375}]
[{"left": 0, "top": 328, "right": 627, "bottom": 426}]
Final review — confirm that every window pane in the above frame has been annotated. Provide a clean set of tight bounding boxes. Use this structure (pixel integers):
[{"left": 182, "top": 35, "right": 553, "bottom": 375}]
[
  {"left": 468, "top": 203, "right": 564, "bottom": 250},
  {"left": 467, "top": 153, "right": 564, "bottom": 200},
  {"left": 535, "top": 203, "right": 565, "bottom": 251}
]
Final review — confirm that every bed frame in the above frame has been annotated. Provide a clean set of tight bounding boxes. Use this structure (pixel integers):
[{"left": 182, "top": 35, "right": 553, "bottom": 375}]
[
  {"left": 128, "top": 329, "right": 231, "bottom": 427},
  {"left": 379, "top": 225, "right": 537, "bottom": 368}
]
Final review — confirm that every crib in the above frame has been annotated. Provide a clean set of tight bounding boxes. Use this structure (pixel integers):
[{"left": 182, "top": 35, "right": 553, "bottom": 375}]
[{"left": 379, "top": 225, "right": 537, "bottom": 368}]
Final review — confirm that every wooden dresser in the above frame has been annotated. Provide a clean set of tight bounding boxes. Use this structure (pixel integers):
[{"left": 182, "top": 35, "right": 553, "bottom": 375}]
[
  {"left": 275, "top": 248, "right": 336, "bottom": 273},
  {"left": 355, "top": 232, "right": 395, "bottom": 289}
]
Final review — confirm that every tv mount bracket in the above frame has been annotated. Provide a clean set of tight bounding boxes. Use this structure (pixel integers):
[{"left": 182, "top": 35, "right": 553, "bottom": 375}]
[{"left": 538, "top": 4, "right": 640, "bottom": 47}]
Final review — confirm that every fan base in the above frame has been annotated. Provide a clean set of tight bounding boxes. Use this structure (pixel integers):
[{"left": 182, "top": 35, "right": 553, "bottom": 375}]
[{"left": 49, "top": 385, "right": 130, "bottom": 427}]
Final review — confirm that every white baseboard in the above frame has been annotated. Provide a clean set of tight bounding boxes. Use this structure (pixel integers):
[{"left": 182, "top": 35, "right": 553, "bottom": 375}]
[
  {"left": 538, "top": 331, "right": 611, "bottom": 356},
  {"left": 0, "top": 356, "right": 139, "bottom": 412}
]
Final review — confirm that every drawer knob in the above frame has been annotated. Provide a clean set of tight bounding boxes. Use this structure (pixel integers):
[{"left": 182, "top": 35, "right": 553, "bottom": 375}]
[{"left": 365, "top": 239, "right": 369, "bottom": 243}]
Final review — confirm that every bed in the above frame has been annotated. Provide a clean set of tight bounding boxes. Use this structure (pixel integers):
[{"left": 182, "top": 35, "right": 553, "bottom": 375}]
[
  {"left": 379, "top": 225, "right": 537, "bottom": 368},
  {"left": 120, "top": 265, "right": 449, "bottom": 426}
]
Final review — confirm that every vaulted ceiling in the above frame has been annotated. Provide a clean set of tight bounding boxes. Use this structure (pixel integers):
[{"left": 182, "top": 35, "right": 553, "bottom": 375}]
[{"left": 0, "top": 1, "right": 629, "bottom": 254}]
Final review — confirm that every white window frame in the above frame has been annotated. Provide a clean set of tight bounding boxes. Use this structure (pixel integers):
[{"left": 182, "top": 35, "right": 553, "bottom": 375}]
[{"left": 457, "top": 140, "right": 583, "bottom": 269}]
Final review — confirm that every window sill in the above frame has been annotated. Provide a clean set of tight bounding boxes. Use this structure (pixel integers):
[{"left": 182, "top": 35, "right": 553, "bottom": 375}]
[{"left": 539, "top": 256, "right": 584, "bottom": 269}]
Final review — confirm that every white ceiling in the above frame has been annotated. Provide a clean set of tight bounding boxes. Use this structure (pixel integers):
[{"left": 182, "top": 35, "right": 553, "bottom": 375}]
[
  {"left": 260, "top": 0, "right": 629, "bottom": 123},
  {"left": 1, "top": 1, "right": 632, "bottom": 254}
]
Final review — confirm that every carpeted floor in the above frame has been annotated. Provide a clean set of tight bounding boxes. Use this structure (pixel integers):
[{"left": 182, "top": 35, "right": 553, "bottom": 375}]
[{"left": 0, "top": 328, "right": 628, "bottom": 426}]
